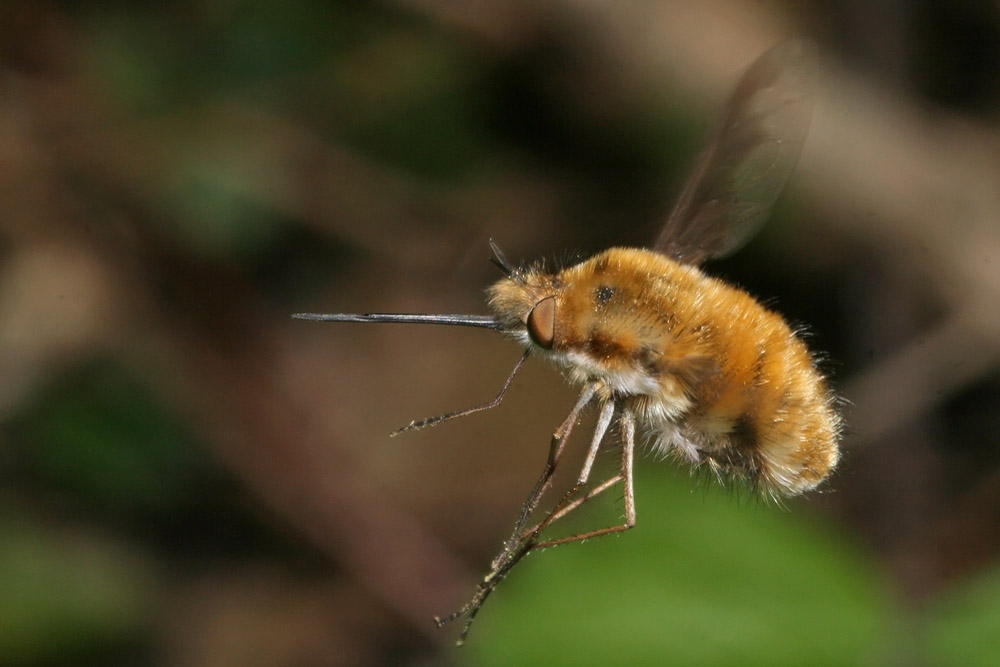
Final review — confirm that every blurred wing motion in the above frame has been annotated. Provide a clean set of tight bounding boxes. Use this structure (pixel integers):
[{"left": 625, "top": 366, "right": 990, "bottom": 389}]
[{"left": 655, "top": 40, "right": 817, "bottom": 265}]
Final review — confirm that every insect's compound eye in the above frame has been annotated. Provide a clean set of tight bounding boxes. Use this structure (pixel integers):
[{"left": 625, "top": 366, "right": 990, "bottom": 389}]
[{"left": 526, "top": 296, "right": 556, "bottom": 349}]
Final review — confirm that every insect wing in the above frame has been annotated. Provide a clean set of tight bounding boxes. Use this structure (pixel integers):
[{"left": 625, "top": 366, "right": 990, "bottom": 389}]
[{"left": 654, "top": 40, "right": 817, "bottom": 265}]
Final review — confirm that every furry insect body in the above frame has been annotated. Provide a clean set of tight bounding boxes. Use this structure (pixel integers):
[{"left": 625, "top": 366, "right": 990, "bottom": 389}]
[{"left": 489, "top": 246, "right": 840, "bottom": 497}]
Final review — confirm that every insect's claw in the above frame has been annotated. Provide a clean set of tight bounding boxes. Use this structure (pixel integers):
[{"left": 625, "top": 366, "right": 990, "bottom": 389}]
[{"left": 390, "top": 420, "right": 422, "bottom": 436}]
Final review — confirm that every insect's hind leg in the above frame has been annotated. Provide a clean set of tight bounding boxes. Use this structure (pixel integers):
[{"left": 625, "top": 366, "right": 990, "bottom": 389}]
[
  {"left": 440, "top": 407, "right": 635, "bottom": 644},
  {"left": 531, "top": 407, "right": 637, "bottom": 550},
  {"left": 518, "top": 473, "right": 623, "bottom": 541},
  {"left": 495, "top": 382, "right": 599, "bottom": 565},
  {"left": 513, "top": 398, "right": 617, "bottom": 549},
  {"left": 434, "top": 385, "right": 606, "bottom": 644}
]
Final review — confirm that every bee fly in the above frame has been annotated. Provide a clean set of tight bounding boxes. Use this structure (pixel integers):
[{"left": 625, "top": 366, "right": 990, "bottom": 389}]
[{"left": 294, "top": 40, "right": 840, "bottom": 644}]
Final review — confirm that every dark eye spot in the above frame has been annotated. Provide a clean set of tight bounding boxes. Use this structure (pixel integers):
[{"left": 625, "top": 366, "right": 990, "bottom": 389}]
[{"left": 595, "top": 285, "right": 615, "bottom": 305}]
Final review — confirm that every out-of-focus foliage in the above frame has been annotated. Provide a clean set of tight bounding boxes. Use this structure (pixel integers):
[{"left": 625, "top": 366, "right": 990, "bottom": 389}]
[
  {"left": 926, "top": 568, "right": 1000, "bottom": 667},
  {"left": 470, "top": 470, "right": 889, "bottom": 666},
  {"left": 0, "top": 515, "right": 155, "bottom": 665},
  {"left": 9, "top": 360, "right": 207, "bottom": 514}
]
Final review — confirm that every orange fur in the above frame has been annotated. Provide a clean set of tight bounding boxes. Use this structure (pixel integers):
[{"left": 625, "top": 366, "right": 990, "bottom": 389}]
[{"left": 488, "top": 247, "right": 840, "bottom": 496}]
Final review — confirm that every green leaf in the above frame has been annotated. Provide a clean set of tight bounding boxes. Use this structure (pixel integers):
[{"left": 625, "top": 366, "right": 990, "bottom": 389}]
[
  {"left": 466, "top": 468, "right": 889, "bottom": 666},
  {"left": 0, "top": 515, "right": 156, "bottom": 664},
  {"left": 926, "top": 565, "right": 1000, "bottom": 667}
]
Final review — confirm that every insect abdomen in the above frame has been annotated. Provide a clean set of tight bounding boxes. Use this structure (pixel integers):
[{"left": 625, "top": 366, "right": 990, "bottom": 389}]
[
  {"left": 662, "top": 267, "right": 840, "bottom": 496},
  {"left": 552, "top": 248, "right": 840, "bottom": 496}
]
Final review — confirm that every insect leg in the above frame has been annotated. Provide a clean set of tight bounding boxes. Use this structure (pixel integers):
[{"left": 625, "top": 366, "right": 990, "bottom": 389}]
[
  {"left": 531, "top": 407, "right": 636, "bottom": 550},
  {"left": 517, "top": 473, "right": 623, "bottom": 540},
  {"left": 470, "top": 400, "right": 615, "bottom": 622},
  {"left": 517, "top": 398, "right": 616, "bottom": 546},
  {"left": 437, "top": 533, "right": 533, "bottom": 645},
  {"left": 434, "top": 384, "right": 601, "bottom": 644},
  {"left": 497, "top": 382, "right": 599, "bottom": 563},
  {"left": 441, "top": 405, "right": 629, "bottom": 645},
  {"left": 392, "top": 350, "right": 529, "bottom": 435}
]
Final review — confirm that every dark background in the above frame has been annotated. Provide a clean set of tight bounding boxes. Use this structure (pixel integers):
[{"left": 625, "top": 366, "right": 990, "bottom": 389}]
[{"left": 2, "top": 1, "right": 999, "bottom": 665}]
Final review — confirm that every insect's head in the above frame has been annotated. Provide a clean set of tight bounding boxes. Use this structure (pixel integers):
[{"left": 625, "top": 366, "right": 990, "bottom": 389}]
[{"left": 486, "top": 240, "right": 563, "bottom": 352}]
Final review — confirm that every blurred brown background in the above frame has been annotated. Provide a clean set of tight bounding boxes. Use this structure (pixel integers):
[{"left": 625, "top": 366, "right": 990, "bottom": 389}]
[{"left": 2, "top": 1, "right": 1000, "bottom": 665}]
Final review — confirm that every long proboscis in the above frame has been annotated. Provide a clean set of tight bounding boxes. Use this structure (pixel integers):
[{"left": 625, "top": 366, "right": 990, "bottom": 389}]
[{"left": 292, "top": 312, "right": 504, "bottom": 330}]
